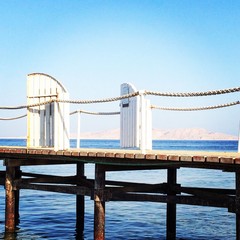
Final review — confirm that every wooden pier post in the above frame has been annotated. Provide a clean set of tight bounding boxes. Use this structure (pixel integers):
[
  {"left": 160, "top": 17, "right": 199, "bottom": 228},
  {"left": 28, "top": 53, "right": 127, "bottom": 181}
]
[
  {"left": 166, "top": 168, "right": 177, "bottom": 240},
  {"left": 5, "top": 166, "right": 21, "bottom": 232},
  {"left": 94, "top": 164, "right": 106, "bottom": 240},
  {"left": 14, "top": 167, "right": 21, "bottom": 226},
  {"left": 76, "top": 163, "right": 85, "bottom": 236},
  {"left": 236, "top": 170, "right": 240, "bottom": 240}
]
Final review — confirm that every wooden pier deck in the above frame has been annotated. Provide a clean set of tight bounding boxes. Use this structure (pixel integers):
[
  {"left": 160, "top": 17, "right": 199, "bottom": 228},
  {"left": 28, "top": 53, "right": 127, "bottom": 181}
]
[
  {"left": 0, "top": 146, "right": 240, "bottom": 239},
  {"left": 0, "top": 146, "right": 239, "bottom": 169}
]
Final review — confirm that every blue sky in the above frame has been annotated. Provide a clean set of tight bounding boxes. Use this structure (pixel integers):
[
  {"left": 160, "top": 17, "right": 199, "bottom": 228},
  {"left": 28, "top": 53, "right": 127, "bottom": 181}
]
[{"left": 0, "top": 0, "right": 239, "bottom": 137}]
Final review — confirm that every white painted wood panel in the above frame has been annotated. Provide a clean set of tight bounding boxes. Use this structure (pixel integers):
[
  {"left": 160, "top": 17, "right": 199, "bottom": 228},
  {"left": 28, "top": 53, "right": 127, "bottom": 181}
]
[
  {"left": 120, "top": 83, "right": 152, "bottom": 151},
  {"left": 27, "top": 73, "right": 69, "bottom": 150}
]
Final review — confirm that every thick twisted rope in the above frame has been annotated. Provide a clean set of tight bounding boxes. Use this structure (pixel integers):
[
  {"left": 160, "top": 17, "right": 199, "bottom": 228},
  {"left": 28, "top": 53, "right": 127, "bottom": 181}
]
[
  {"left": 151, "top": 101, "right": 240, "bottom": 111},
  {"left": 70, "top": 110, "right": 120, "bottom": 115},
  {"left": 146, "top": 86, "right": 240, "bottom": 97},
  {"left": 0, "top": 86, "right": 239, "bottom": 110},
  {"left": 0, "top": 92, "right": 138, "bottom": 110},
  {"left": 0, "top": 114, "right": 27, "bottom": 120},
  {"left": 58, "top": 92, "right": 139, "bottom": 104},
  {"left": 0, "top": 99, "right": 55, "bottom": 110}
]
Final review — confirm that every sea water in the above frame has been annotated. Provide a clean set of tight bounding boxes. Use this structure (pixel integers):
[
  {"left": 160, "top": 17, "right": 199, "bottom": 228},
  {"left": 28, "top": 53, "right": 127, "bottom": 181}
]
[{"left": 0, "top": 139, "right": 238, "bottom": 239}]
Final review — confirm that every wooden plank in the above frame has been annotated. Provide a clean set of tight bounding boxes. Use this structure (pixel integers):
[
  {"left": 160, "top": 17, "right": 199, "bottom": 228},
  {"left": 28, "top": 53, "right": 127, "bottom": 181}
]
[
  {"left": 145, "top": 154, "right": 156, "bottom": 160},
  {"left": 79, "top": 152, "right": 88, "bottom": 157},
  {"left": 168, "top": 155, "right": 180, "bottom": 161},
  {"left": 235, "top": 158, "right": 240, "bottom": 164},
  {"left": 193, "top": 156, "right": 205, "bottom": 162},
  {"left": 124, "top": 153, "right": 135, "bottom": 159},
  {"left": 134, "top": 153, "right": 145, "bottom": 159},
  {"left": 63, "top": 150, "right": 72, "bottom": 156},
  {"left": 157, "top": 154, "right": 168, "bottom": 160},
  {"left": 89, "top": 152, "right": 97, "bottom": 157},
  {"left": 206, "top": 156, "right": 219, "bottom": 163},
  {"left": 105, "top": 152, "right": 115, "bottom": 158},
  {"left": 220, "top": 157, "right": 234, "bottom": 164},
  {"left": 72, "top": 151, "right": 80, "bottom": 157},
  {"left": 96, "top": 152, "right": 106, "bottom": 158},
  {"left": 115, "top": 153, "right": 125, "bottom": 158},
  {"left": 180, "top": 156, "right": 192, "bottom": 162}
]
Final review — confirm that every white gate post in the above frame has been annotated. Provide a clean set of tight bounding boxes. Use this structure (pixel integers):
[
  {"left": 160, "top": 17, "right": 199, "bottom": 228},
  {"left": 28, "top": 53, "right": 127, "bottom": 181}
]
[
  {"left": 120, "top": 83, "right": 139, "bottom": 148},
  {"left": 120, "top": 83, "right": 152, "bottom": 151},
  {"left": 27, "top": 73, "right": 70, "bottom": 150},
  {"left": 139, "top": 90, "right": 146, "bottom": 152},
  {"left": 238, "top": 121, "right": 240, "bottom": 153},
  {"left": 77, "top": 111, "right": 81, "bottom": 149},
  {"left": 139, "top": 91, "right": 152, "bottom": 152}
]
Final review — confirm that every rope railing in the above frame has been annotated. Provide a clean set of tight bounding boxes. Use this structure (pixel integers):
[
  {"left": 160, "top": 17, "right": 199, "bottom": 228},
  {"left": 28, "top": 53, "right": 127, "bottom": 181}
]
[
  {"left": 145, "top": 86, "right": 240, "bottom": 97},
  {"left": 0, "top": 114, "right": 27, "bottom": 121},
  {"left": 58, "top": 92, "right": 139, "bottom": 104},
  {"left": 0, "top": 86, "right": 239, "bottom": 110},
  {"left": 151, "top": 101, "right": 240, "bottom": 112},
  {"left": 70, "top": 110, "right": 120, "bottom": 115},
  {"left": 1, "top": 99, "right": 237, "bottom": 120},
  {"left": 0, "top": 109, "right": 119, "bottom": 121},
  {"left": 0, "top": 99, "right": 55, "bottom": 110}
]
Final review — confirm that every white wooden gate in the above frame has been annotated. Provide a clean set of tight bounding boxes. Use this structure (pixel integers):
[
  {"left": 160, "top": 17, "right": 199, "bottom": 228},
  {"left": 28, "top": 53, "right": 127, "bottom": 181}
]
[
  {"left": 27, "top": 73, "right": 69, "bottom": 150},
  {"left": 120, "top": 83, "right": 152, "bottom": 151}
]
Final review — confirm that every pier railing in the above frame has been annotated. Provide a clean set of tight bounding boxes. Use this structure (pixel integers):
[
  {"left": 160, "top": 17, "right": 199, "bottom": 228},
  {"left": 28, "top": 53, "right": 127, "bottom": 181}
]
[{"left": 0, "top": 73, "right": 239, "bottom": 152}]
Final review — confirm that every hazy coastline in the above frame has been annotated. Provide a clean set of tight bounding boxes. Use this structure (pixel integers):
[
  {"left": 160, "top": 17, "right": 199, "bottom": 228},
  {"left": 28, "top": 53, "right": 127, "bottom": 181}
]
[
  {"left": 0, "top": 128, "right": 237, "bottom": 141},
  {"left": 72, "top": 128, "right": 238, "bottom": 140}
]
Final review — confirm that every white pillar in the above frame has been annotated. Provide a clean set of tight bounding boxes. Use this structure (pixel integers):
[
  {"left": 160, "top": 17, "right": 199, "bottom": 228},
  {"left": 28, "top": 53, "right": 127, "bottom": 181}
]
[
  {"left": 120, "top": 83, "right": 139, "bottom": 148},
  {"left": 238, "top": 121, "right": 240, "bottom": 153},
  {"left": 77, "top": 111, "right": 81, "bottom": 149},
  {"left": 120, "top": 83, "right": 152, "bottom": 151}
]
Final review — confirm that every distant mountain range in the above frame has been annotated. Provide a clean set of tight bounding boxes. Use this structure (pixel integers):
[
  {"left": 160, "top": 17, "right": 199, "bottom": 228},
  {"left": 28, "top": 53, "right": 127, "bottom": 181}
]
[{"left": 73, "top": 128, "right": 238, "bottom": 140}]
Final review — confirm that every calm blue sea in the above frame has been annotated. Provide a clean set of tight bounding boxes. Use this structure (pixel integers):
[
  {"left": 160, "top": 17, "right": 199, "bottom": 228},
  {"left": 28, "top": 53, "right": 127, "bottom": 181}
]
[{"left": 0, "top": 139, "right": 238, "bottom": 240}]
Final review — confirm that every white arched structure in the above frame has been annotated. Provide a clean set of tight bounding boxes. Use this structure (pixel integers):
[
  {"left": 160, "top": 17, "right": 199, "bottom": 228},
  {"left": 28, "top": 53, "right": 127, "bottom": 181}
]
[
  {"left": 27, "top": 73, "right": 69, "bottom": 150},
  {"left": 120, "top": 83, "right": 152, "bottom": 151}
]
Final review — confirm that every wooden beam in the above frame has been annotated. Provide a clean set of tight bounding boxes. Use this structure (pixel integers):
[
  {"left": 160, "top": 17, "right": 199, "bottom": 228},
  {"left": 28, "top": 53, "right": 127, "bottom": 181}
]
[
  {"left": 20, "top": 176, "right": 78, "bottom": 184},
  {"left": 110, "top": 193, "right": 232, "bottom": 208},
  {"left": 103, "top": 165, "right": 177, "bottom": 172},
  {"left": 180, "top": 186, "right": 235, "bottom": 195},
  {"left": 15, "top": 182, "right": 91, "bottom": 196},
  {"left": 180, "top": 186, "right": 234, "bottom": 201},
  {"left": 4, "top": 158, "right": 76, "bottom": 167},
  {"left": 109, "top": 183, "right": 166, "bottom": 194}
]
